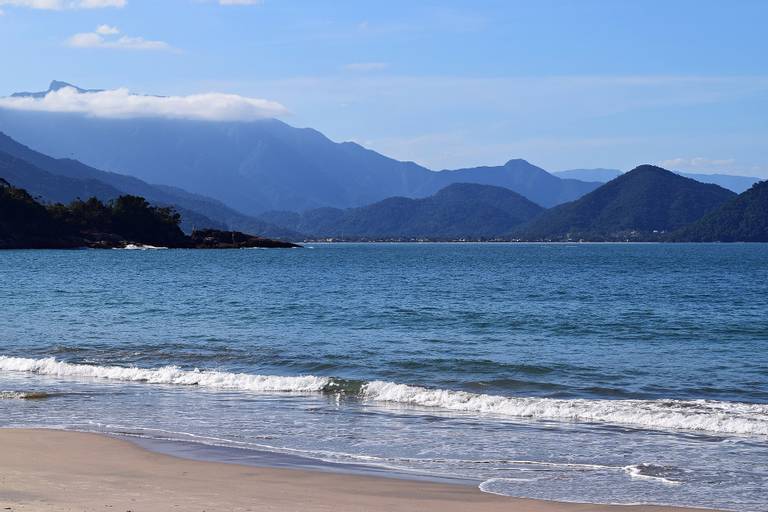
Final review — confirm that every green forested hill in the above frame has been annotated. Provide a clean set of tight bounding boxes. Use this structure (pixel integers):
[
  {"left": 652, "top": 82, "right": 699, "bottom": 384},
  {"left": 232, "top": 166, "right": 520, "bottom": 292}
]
[
  {"left": 518, "top": 165, "right": 736, "bottom": 241},
  {"left": 670, "top": 180, "right": 768, "bottom": 242}
]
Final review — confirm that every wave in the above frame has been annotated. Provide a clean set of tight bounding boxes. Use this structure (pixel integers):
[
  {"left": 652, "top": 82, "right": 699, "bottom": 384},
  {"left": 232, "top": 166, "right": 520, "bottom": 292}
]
[
  {"left": 1, "top": 356, "right": 767, "bottom": 436},
  {"left": 361, "top": 381, "right": 768, "bottom": 436},
  {"left": 0, "top": 356, "right": 332, "bottom": 393}
]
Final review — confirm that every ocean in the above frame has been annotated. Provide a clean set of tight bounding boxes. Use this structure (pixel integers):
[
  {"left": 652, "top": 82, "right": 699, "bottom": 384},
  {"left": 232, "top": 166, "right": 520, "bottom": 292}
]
[{"left": 1, "top": 243, "right": 766, "bottom": 510}]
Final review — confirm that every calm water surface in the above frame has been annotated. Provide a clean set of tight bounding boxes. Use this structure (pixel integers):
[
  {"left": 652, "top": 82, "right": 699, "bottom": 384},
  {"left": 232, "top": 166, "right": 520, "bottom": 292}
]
[{"left": 1, "top": 244, "right": 766, "bottom": 510}]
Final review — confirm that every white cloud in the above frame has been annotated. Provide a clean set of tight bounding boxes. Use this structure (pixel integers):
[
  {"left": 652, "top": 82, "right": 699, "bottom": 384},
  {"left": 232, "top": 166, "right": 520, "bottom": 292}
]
[
  {"left": 0, "top": 86, "right": 288, "bottom": 121},
  {"left": 67, "top": 26, "right": 175, "bottom": 51},
  {"left": 108, "top": 36, "right": 173, "bottom": 51},
  {"left": 68, "top": 32, "right": 103, "bottom": 47},
  {"left": 96, "top": 24, "right": 119, "bottom": 35},
  {"left": 78, "top": 0, "right": 124, "bottom": 7},
  {"left": 0, "top": 0, "right": 124, "bottom": 9},
  {"left": 343, "top": 62, "right": 389, "bottom": 72},
  {"left": 659, "top": 157, "right": 737, "bottom": 172}
]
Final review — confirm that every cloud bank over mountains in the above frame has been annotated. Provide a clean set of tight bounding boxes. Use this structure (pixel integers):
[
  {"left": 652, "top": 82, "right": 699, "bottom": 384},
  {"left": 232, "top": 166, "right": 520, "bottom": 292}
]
[{"left": 0, "top": 86, "right": 288, "bottom": 121}]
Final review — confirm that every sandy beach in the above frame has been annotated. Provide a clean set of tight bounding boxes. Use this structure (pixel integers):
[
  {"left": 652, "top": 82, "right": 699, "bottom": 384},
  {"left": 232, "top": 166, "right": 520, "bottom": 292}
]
[{"left": 0, "top": 429, "right": 720, "bottom": 512}]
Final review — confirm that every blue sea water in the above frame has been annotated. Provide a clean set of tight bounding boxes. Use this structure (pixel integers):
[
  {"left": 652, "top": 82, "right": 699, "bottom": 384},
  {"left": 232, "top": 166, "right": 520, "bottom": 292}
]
[{"left": 0, "top": 243, "right": 766, "bottom": 510}]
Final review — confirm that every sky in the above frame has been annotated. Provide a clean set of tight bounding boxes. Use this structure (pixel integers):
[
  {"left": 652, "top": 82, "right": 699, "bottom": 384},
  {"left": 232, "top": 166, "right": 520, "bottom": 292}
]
[{"left": 0, "top": 0, "right": 767, "bottom": 176}]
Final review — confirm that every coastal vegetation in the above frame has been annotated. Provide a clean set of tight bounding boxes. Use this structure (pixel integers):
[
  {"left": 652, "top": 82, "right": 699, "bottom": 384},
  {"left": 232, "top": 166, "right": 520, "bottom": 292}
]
[{"left": 0, "top": 180, "right": 297, "bottom": 249}]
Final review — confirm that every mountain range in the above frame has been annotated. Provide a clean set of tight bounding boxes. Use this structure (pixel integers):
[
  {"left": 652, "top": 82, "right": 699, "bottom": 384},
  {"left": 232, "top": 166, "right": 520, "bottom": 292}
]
[
  {"left": 260, "top": 165, "right": 756, "bottom": 242},
  {"left": 1, "top": 81, "right": 766, "bottom": 244},
  {"left": 1, "top": 127, "right": 764, "bottom": 242},
  {"left": 0, "top": 82, "right": 600, "bottom": 215},
  {"left": 0, "top": 133, "right": 298, "bottom": 239},
  {"left": 259, "top": 183, "right": 544, "bottom": 240}
]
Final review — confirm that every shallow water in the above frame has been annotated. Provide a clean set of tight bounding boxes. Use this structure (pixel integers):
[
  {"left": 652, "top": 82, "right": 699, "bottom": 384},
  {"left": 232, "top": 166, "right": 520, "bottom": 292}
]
[{"left": 1, "top": 244, "right": 766, "bottom": 510}]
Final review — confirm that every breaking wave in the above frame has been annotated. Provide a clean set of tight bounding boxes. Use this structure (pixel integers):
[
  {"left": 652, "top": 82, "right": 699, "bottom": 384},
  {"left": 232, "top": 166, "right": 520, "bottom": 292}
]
[
  {"left": 0, "top": 356, "right": 333, "bottom": 393},
  {"left": 360, "top": 381, "right": 768, "bottom": 436},
  {"left": 1, "top": 356, "right": 766, "bottom": 436}
]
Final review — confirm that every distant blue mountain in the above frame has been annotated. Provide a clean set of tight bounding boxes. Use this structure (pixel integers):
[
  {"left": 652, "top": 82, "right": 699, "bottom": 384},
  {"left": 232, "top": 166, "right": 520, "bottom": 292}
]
[
  {"left": 0, "top": 132, "right": 298, "bottom": 238},
  {"left": 555, "top": 168, "right": 759, "bottom": 194},
  {"left": 674, "top": 172, "right": 759, "bottom": 194},
  {"left": 0, "top": 149, "right": 121, "bottom": 205},
  {"left": 260, "top": 183, "right": 544, "bottom": 240},
  {"left": 553, "top": 169, "right": 623, "bottom": 182},
  {"left": 0, "top": 82, "right": 602, "bottom": 214},
  {"left": 427, "top": 160, "right": 600, "bottom": 209}
]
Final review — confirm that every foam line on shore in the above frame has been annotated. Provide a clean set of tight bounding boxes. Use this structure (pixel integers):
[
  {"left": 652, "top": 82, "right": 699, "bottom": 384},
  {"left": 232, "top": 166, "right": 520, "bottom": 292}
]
[{"left": 2, "top": 356, "right": 767, "bottom": 436}]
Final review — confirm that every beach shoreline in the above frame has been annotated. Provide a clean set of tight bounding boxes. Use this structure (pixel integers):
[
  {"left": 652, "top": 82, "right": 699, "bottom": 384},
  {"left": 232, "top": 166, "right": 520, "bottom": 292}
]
[{"left": 0, "top": 428, "right": 721, "bottom": 512}]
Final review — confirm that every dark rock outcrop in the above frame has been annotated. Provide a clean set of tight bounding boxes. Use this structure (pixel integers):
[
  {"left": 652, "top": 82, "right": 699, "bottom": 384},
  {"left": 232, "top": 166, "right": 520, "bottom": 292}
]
[{"left": 188, "top": 229, "right": 300, "bottom": 249}]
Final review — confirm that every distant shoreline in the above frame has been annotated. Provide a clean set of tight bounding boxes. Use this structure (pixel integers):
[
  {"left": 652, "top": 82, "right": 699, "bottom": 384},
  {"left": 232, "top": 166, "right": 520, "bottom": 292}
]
[
  {"left": 6, "top": 240, "right": 768, "bottom": 249},
  {"left": 297, "top": 240, "right": 755, "bottom": 244}
]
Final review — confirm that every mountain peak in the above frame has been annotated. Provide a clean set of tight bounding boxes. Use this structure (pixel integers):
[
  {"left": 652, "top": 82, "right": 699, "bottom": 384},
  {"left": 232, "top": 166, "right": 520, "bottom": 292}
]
[
  {"left": 519, "top": 163, "right": 737, "bottom": 240},
  {"left": 10, "top": 81, "right": 101, "bottom": 98},
  {"left": 504, "top": 158, "right": 530, "bottom": 167},
  {"left": 49, "top": 80, "right": 78, "bottom": 92},
  {"left": 626, "top": 164, "right": 670, "bottom": 175}
]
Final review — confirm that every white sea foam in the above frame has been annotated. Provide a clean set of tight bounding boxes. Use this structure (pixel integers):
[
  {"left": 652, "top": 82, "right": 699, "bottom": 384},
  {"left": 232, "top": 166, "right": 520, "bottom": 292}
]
[
  {"left": 481, "top": 462, "right": 684, "bottom": 489},
  {"left": 361, "top": 381, "right": 768, "bottom": 436},
  {"left": 0, "top": 356, "right": 331, "bottom": 393},
  {"left": 119, "top": 244, "right": 168, "bottom": 250},
  {"left": 2, "top": 356, "right": 767, "bottom": 436},
  {"left": 479, "top": 477, "right": 543, "bottom": 494},
  {"left": 623, "top": 464, "right": 681, "bottom": 486}
]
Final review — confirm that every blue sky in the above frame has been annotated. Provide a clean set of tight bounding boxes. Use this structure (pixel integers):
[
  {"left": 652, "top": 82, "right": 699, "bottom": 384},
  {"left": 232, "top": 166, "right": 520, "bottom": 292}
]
[{"left": 1, "top": 0, "right": 767, "bottom": 175}]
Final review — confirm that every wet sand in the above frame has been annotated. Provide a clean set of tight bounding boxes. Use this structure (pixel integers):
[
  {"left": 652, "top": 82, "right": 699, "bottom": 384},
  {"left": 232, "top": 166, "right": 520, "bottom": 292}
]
[{"left": 0, "top": 429, "right": 719, "bottom": 512}]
